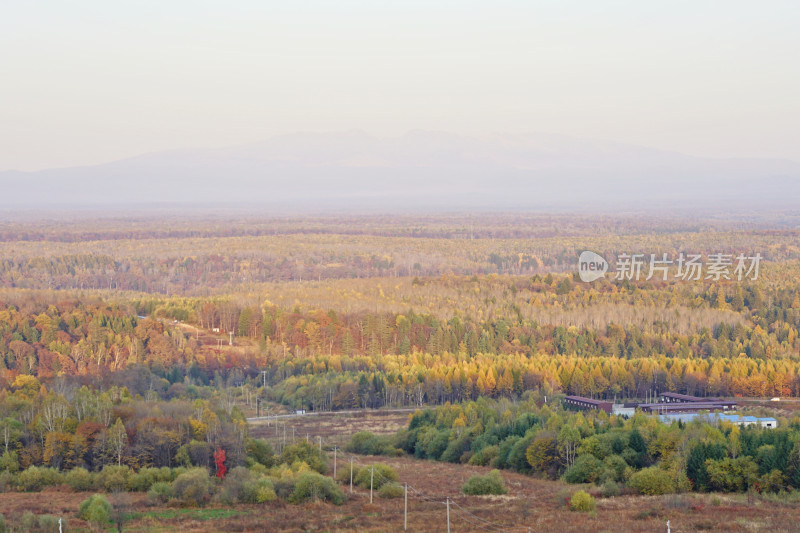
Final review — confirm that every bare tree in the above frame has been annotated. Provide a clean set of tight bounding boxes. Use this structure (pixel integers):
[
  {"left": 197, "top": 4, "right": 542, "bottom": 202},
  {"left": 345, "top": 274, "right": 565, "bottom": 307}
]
[{"left": 110, "top": 488, "right": 131, "bottom": 533}]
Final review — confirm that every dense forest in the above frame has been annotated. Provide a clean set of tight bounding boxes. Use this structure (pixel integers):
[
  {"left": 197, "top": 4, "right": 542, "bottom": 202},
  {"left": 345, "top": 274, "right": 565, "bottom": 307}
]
[
  {"left": 1, "top": 214, "right": 799, "bottom": 294},
  {"left": 3, "top": 262, "right": 800, "bottom": 410},
  {"left": 356, "top": 397, "right": 800, "bottom": 495},
  {"left": 0, "top": 213, "right": 799, "bottom": 531},
  {"left": 0, "top": 368, "right": 353, "bottom": 518}
]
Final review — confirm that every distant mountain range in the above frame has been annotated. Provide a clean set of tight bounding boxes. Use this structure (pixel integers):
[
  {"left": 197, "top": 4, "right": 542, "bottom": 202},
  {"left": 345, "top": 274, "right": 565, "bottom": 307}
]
[{"left": 2, "top": 131, "right": 799, "bottom": 211}]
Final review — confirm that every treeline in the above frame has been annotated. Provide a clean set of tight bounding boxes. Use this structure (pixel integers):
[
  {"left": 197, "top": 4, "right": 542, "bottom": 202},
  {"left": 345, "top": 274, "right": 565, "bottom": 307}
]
[
  {"left": 359, "top": 397, "right": 800, "bottom": 495},
  {"left": 3, "top": 220, "right": 800, "bottom": 294},
  {"left": 0, "top": 298, "right": 266, "bottom": 384},
  {"left": 0, "top": 368, "right": 354, "bottom": 514},
  {"left": 267, "top": 352, "right": 800, "bottom": 412},
  {"left": 0, "top": 251, "right": 407, "bottom": 293},
  {"left": 4, "top": 212, "right": 786, "bottom": 243},
  {"left": 0, "top": 373, "right": 249, "bottom": 474},
  {"left": 142, "top": 278, "right": 799, "bottom": 362},
  {"left": 3, "top": 280, "right": 800, "bottom": 410},
  {"left": 0, "top": 372, "right": 349, "bottom": 511}
]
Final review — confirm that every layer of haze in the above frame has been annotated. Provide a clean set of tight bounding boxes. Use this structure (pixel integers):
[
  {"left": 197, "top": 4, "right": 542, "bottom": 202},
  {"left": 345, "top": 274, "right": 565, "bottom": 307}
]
[{"left": 2, "top": 1, "right": 799, "bottom": 171}]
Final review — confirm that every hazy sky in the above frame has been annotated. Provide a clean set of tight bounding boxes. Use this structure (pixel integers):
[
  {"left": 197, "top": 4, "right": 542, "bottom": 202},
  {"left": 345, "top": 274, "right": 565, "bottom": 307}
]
[{"left": 2, "top": 1, "right": 798, "bottom": 171}]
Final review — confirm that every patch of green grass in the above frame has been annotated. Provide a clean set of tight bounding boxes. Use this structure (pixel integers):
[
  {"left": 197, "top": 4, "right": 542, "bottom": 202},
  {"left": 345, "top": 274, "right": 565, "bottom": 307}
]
[{"left": 131, "top": 508, "right": 247, "bottom": 521}]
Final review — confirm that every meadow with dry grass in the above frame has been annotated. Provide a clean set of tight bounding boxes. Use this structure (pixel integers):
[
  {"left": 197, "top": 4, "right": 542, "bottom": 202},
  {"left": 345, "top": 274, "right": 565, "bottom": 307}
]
[{"left": 2, "top": 446, "right": 798, "bottom": 532}]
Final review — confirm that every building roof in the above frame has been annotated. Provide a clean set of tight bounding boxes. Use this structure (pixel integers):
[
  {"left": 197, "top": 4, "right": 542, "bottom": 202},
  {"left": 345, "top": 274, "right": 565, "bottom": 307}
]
[
  {"left": 657, "top": 413, "right": 776, "bottom": 425},
  {"left": 660, "top": 392, "right": 710, "bottom": 402},
  {"left": 639, "top": 401, "right": 736, "bottom": 411},
  {"left": 564, "top": 395, "right": 611, "bottom": 405}
]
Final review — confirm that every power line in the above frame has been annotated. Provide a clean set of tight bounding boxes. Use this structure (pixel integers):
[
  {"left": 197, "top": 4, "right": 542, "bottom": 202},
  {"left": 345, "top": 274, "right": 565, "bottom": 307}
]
[
  {"left": 320, "top": 436, "right": 532, "bottom": 532},
  {"left": 451, "top": 501, "right": 530, "bottom": 533}
]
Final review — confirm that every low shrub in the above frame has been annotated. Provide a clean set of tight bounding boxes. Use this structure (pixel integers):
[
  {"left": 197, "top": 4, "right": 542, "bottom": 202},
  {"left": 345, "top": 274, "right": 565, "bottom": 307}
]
[
  {"left": 147, "top": 481, "right": 173, "bottom": 504},
  {"left": 16, "top": 513, "right": 63, "bottom": 533},
  {"left": 20, "top": 512, "right": 36, "bottom": 532},
  {"left": 335, "top": 463, "right": 361, "bottom": 485},
  {"left": 218, "top": 467, "right": 254, "bottom": 504},
  {"left": 65, "top": 467, "right": 94, "bottom": 491},
  {"left": 272, "top": 476, "right": 297, "bottom": 500},
  {"left": 628, "top": 466, "right": 675, "bottom": 496},
  {"left": 288, "top": 471, "right": 345, "bottom": 505},
  {"left": 245, "top": 438, "right": 275, "bottom": 468},
  {"left": 95, "top": 465, "right": 133, "bottom": 492},
  {"left": 564, "top": 455, "right": 602, "bottom": 484},
  {"left": 378, "top": 483, "right": 404, "bottom": 498},
  {"left": 79, "top": 494, "right": 111, "bottom": 530},
  {"left": 599, "top": 455, "right": 629, "bottom": 484},
  {"left": 246, "top": 477, "right": 277, "bottom": 503},
  {"left": 468, "top": 445, "right": 498, "bottom": 467},
  {"left": 600, "top": 480, "right": 620, "bottom": 498},
  {"left": 218, "top": 467, "right": 275, "bottom": 504},
  {"left": 36, "top": 515, "right": 61, "bottom": 533},
  {"left": 172, "top": 468, "right": 215, "bottom": 505},
  {"left": 461, "top": 470, "right": 507, "bottom": 495},
  {"left": 280, "top": 441, "right": 328, "bottom": 474},
  {"left": 570, "top": 490, "right": 596, "bottom": 512},
  {"left": 391, "top": 429, "right": 417, "bottom": 454},
  {"left": 0, "top": 471, "right": 16, "bottom": 493},
  {"left": 128, "top": 467, "right": 173, "bottom": 492},
  {"left": 17, "top": 466, "right": 63, "bottom": 492},
  {"left": 354, "top": 463, "right": 398, "bottom": 490},
  {"left": 346, "top": 432, "right": 396, "bottom": 456}
]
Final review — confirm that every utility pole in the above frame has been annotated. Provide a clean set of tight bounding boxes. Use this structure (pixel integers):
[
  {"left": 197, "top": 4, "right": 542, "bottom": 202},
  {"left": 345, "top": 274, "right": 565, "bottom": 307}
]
[
  {"left": 404, "top": 483, "right": 408, "bottom": 531},
  {"left": 370, "top": 466, "right": 374, "bottom": 504},
  {"left": 446, "top": 497, "right": 450, "bottom": 533},
  {"left": 350, "top": 458, "right": 354, "bottom": 494},
  {"left": 333, "top": 447, "right": 337, "bottom": 479},
  {"left": 318, "top": 436, "right": 322, "bottom": 451}
]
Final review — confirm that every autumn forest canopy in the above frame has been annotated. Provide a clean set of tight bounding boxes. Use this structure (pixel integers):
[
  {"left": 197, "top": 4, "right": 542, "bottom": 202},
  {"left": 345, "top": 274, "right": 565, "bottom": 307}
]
[
  {"left": 1, "top": 211, "right": 800, "bottom": 524},
  {"left": 1, "top": 213, "right": 799, "bottom": 402}
]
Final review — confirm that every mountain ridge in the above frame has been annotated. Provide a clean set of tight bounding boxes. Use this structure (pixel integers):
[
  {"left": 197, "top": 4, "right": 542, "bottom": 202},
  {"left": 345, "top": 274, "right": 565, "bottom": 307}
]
[{"left": 2, "top": 131, "right": 798, "bottom": 210}]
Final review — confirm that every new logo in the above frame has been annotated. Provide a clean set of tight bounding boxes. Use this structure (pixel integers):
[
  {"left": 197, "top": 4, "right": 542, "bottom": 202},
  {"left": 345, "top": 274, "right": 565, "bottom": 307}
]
[{"left": 577, "top": 251, "right": 608, "bottom": 282}]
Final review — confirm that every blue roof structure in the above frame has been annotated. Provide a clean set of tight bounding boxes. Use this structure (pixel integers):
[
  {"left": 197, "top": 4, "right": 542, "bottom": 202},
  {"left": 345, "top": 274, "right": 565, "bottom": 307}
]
[{"left": 657, "top": 413, "right": 777, "bottom": 426}]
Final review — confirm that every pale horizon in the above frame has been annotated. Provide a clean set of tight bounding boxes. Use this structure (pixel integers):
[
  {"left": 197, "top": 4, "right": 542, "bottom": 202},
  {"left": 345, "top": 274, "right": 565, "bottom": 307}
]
[{"left": 2, "top": 1, "right": 799, "bottom": 172}]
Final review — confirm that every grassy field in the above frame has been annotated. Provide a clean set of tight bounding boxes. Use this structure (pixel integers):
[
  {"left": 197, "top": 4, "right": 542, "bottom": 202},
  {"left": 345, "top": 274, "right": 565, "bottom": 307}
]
[
  {"left": 1, "top": 455, "right": 799, "bottom": 532},
  {"left": 2, "top": 409, "right": 799, "bottom": 532},
  {"left": 248, "top": 410, "right": 414, "bottom": 449}
]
